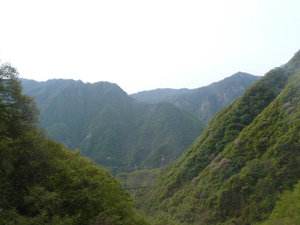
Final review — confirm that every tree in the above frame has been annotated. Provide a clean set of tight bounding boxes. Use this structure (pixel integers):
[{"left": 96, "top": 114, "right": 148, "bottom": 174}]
[
  {"left": 0, "top": 63, "right": 38, "bottom": 138},
  {"left": 0, "top": 62, "right": 150, "bottom": 225}
]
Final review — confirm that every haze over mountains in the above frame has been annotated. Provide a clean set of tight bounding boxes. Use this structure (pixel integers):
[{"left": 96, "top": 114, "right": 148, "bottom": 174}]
[
  {"left": 139, "top": 50, "right": 300, "bottom": 224},
  {"left": 0, "top": 64, "right": 149, "bottom": 225},
  {"left": 20, "top": 72, "right": 258, "bottom": 174},
  {"left": 2, "top": 49, "right": 300, "bottom": 225},
  {"left": 21, "top": 79, "right": 203, "bottom": 173},
  {"left": 131, "top": 72, "right": 260, "bottom": 124}
]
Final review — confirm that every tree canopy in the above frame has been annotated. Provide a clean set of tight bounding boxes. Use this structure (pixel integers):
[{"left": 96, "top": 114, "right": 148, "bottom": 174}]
[{"left": 0, "top": 63, "right": 149, "bottom": 225}]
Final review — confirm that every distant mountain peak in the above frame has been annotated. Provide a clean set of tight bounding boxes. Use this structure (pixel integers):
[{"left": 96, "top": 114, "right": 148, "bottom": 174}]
[
  {"left": 20, "top": 78, "right": 203, "bottom": 174},
  {"left": 131, "top": 72, "right": 260, "bottom": 124},
  {"left": 141, "top": 50, "right": 300, "bottom": 225}
]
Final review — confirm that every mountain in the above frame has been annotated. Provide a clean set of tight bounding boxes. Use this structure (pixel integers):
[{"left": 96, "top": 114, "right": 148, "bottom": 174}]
[
  {"left": 131, "top": 72, "right": 260, "bottom": 124},
  {"left": 0, "top": 64, "right": 149, "bottom": 225},
  {"left": 260, "top": 180, "right": 300, "bottom": 225},
  {"left": 20, "top": 79, "right": 203, "bottom": 174},
  {"left": 140, "top": 51, "right": 300, "bottom": 224}
]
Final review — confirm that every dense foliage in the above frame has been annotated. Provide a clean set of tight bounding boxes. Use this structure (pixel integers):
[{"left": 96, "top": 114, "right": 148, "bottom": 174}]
[
  {"left": 21, "top": 79, "right": 203, "bottom": 174},
  {"left": 0, "top": 64, "right": 149, "bottom": 225},
  {"left": 140, "top": 51, "right": 300, "bottom": 224},
  {"left": 131, "top": 72, "right": 260, "bottom": 124},
  {"left": 118, "top": 169, "right": 161, "bottom": 189},
  {"left": 258, "top": 181, "right": 300, "bottom": 225}
]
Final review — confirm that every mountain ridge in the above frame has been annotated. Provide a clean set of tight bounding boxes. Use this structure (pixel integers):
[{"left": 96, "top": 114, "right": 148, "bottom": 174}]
[
  {"left": 21, "top": 78, "right": 203, "bottom": 174},
  {"left": 131, "top": 72, "right": 260, "bottom": 124},
  {"left": 0, "top": 64, "right": 149, "bottom": 225},
  {"left": 21, "top": 71, "right": 260, "bottom": 174},
  {"left": 139, "top": 50, "right": 300, "bottom": 225}
]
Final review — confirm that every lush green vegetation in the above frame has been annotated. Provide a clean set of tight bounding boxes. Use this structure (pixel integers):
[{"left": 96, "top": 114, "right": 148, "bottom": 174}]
[
  {"left": 0, "top": 64, "right": 149, "bottom": 225},
  {"left": 118, "top": 169, "right": 161, "bottom": 189},
  {"left": 6, "top": 49, "right": 300, "bottom": 225},
  {"left": 259, "top": 181, "right": 300, "bottom": 225},
  {"left": 21, "top": 79, "right": 203, "bottom": 174},
  {"left": 131, "top": 72, "right": 260, "bottom": 124},
  {"left": 140, "top": 51, "right": 300, "bottom": 224}
]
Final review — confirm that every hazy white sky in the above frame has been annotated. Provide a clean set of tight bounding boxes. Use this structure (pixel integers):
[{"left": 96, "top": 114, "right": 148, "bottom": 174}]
[{"left": 0, "top": 0, "right": 299, "bottom": 93}]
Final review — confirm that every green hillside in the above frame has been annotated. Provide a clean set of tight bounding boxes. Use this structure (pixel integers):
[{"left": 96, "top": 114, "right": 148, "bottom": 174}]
[
  {"left": 131, "top": 72, "right": 260, "bottom": 125},
  {"left": 21, "top": 79, "right": 203, "bottom": 173},
  {"left": 258, "top": 181, "right": 300, "bottom": 225},
  {"left": 0, "top": 64, "right": 149, "bottom": 225},
  {"left": 140, "top": 51, "right": 300, "bottom": 224}
]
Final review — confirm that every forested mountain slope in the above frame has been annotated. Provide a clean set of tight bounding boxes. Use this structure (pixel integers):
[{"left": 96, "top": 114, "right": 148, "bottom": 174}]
[
  {"left": 259, "top": 180, "right": 300, "bottom": 225},
  {"left": 131, "top": 72, "right": 260, "bottom": 124},
  {"left": 21, "top": 79, "right": 203, "bottom": 173},
  {"left": 141, "top": 51, "right": 300, "bottom": 225},
  {"left": 0, "top": 64, "right": 149, "bottom": 225}
]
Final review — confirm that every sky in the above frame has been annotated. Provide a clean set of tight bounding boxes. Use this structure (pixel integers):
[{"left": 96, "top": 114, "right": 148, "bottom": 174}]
[{"left": 0, "top": 0, "right": 299, "bottom": 94}]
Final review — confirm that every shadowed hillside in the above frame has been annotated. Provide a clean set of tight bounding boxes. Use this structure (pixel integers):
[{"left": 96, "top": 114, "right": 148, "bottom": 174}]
[
  {"left": 140, "top": 51, "right": 300, "bottom": 225},
  {"left": 0, "top": 64, "right": 149, "bottom": 225},
  {"left": 21, "top": 79, "right": 203, "bottom": 174}
]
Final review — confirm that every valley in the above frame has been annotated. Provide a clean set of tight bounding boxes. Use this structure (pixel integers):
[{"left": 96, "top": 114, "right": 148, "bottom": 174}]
[
  {"left": 20, "top": 72, "right": 257, "bottom": 174},
  {"left": 1, "top": 50, "right": 299, "bottom": 224}
]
